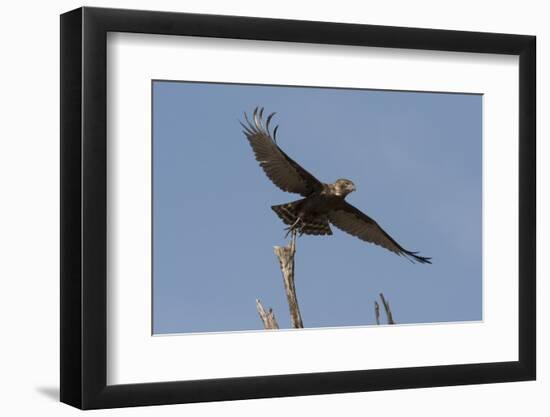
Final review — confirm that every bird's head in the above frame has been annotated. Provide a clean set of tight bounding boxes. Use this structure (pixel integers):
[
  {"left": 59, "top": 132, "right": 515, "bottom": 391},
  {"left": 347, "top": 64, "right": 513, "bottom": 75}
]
[{"left": 333, "top": 178, "right": 356, "bottom": 196}]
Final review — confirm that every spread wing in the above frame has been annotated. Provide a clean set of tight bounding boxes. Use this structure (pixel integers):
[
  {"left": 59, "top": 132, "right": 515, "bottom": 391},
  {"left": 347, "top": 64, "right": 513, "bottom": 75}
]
[
  {"left": 240, "top": 107, "right": 323, "bottom": 197},
  {"left": 329, "top": 202, "right": 431, "bottom": 264}
]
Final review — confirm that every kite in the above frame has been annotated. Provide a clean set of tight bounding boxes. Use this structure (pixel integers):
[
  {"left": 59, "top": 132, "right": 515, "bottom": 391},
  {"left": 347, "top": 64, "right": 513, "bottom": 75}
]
[{"left": 240, "top": 107, "right": 431, "bottom": 264}]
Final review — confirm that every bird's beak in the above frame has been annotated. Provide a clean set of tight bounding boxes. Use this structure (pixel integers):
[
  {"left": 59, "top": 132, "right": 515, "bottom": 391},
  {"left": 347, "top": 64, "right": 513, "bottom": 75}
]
[{"left": 349, "top": 185, "right": 356, "bottom": 192}]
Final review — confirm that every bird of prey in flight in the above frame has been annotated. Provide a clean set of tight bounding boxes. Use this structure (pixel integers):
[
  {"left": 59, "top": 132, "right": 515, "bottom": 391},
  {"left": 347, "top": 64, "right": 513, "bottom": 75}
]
[{"left": 240, "top": 107, "right": 431, "bottom": 264}]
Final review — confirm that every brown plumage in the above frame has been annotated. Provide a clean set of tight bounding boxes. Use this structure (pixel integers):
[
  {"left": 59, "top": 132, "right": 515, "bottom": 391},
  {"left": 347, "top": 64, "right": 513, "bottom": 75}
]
[{"left": 240, "top": 107, "right": 431, "bottom": 264}]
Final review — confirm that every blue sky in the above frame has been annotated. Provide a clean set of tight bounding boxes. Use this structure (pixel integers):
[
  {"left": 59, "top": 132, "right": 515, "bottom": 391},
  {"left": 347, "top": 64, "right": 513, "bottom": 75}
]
[{"left": 152, "top": 80, "right": 482, "bottom": 334}]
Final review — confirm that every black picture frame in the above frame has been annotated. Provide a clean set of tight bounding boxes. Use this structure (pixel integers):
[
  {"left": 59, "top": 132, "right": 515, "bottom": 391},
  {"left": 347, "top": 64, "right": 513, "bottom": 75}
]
[{"left": 60, "top": 6, "right": 536, "bottom": 410}]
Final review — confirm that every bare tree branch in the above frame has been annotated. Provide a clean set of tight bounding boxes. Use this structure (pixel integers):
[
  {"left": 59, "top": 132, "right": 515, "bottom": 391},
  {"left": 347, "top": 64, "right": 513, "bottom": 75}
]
[
  {"left": 379, "top": 292, "right": 395, "bottom": 325},
  {"left": 374, "top": 300, "right": 381, "bottom": 325},
  {"left": 255, "top": 299, "right": 279, "bottom": 330},
  {"left": 273, "top": 231, "right": 304, "bottom": 328}
]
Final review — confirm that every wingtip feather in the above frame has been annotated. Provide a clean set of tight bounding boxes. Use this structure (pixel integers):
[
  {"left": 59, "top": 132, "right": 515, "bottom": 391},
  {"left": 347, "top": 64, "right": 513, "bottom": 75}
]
[{"left": 405, "top": 251, "right": 432, "bottom": 264}]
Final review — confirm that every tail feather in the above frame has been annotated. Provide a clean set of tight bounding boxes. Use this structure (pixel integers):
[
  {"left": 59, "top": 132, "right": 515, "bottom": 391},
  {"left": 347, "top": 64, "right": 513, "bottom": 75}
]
[
  {"left": 271, "top": 202, "right": 332, "bottom": 236},
  {"left": 271, "top": 202, "right": 298, "bottom": 226},
  {"left": 301, "top": 219, "right": 333, "bottom": 236}
]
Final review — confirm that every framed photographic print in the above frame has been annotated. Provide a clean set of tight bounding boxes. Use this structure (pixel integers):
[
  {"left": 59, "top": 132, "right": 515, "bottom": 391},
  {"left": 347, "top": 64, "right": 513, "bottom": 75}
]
[{"left": 60, "top": 6, "right": 536, "bottom": 409}]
